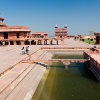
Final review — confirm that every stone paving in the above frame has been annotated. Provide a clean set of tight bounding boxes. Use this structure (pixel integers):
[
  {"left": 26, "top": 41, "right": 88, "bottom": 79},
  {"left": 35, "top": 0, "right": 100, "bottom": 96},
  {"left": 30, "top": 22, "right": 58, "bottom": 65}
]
[
  {"left": 0, "top": 45, "right": 41, "bottom": 74},
  {"left": 0, "top": 38, "right": 95, "bottom": 75},
  {"left": 0, "top": 49, "right": 52, "bottom": 100},
  {"left": 0, "top": 38, "right": 100, "bottom": 100}
]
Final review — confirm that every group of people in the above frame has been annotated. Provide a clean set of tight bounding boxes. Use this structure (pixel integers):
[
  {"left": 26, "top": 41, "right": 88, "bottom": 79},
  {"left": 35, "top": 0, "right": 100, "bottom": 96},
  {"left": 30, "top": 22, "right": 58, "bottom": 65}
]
[{"left": 21, "top": 46, "right": 30, "bottom": 55}]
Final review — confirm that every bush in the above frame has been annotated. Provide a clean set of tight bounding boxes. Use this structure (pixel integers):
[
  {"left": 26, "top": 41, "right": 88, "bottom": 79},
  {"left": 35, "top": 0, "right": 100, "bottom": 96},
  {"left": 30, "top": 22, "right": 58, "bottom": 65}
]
[
  {"left": 91, "top": 39, "right": 93, "bottom": 41},
  {"left": 82, "top": 39, "right": 84, "bottom": 41},
  {"left": 88, "top": 38, "right": 90, "bottom": 40}
]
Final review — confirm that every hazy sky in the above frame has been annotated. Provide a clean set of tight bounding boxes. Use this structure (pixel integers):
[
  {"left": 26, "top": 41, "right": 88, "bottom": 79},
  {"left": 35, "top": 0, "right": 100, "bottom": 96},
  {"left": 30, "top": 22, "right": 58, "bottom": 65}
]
[{"left": 0, "top": 0, "right": 100, "bottom": 37}]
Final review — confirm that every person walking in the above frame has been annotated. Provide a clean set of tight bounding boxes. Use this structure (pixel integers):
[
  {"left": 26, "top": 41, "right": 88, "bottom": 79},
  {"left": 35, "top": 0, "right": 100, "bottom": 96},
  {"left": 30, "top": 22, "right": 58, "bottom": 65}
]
[
  {"left": 28, "top": 46, "right": 30, "bottom": 54},
  {"left": 26, "top": 46, "right": 30, "bottom": 55},
  {"left": 26, "top": 46, "right": 28, "bottom": 54},
  {"left": 21, "top": 46, "right": 25, "bottom": 55}
]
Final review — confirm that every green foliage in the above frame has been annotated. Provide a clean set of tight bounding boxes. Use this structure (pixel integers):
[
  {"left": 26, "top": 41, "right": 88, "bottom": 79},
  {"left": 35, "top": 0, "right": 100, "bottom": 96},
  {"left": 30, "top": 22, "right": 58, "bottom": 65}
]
[
  {"left": 91, "top": 39, "right": 93, "bottom": 41},
  {"left": 82, "top": 38, "right": 96, "bottom": 45},
  {"left": 88, "top": 38, "right": 90, "bottom": 40}
]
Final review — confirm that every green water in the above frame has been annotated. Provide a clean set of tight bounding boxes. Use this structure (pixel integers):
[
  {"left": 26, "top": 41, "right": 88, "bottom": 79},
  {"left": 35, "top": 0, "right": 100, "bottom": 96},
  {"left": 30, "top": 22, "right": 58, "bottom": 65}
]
[
  {"left": 52, "top": 54, "right": 84, "bottom": 59},
  {"left": 32, "top": 55, "right": 100, "bottom": 100}
]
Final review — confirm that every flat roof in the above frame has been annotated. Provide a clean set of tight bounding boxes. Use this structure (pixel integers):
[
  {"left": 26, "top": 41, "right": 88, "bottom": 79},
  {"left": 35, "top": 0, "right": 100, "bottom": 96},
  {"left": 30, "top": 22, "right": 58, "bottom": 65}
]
[{"left": 0, "top": 26, "right": 31, "bottom": 32}]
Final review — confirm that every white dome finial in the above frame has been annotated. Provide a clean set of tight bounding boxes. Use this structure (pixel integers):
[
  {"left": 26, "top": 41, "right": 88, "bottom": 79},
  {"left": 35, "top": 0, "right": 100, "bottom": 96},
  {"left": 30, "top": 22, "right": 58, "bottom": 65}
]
[{"left": 65, "top": 24, "right": 67, "bottom": 26}]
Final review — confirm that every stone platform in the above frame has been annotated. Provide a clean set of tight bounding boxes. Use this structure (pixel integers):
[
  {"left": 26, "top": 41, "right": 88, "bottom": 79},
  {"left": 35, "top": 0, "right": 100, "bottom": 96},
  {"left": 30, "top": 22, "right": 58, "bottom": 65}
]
[{"left": 0, "top": 38, "right": 100, "bottom": 100}]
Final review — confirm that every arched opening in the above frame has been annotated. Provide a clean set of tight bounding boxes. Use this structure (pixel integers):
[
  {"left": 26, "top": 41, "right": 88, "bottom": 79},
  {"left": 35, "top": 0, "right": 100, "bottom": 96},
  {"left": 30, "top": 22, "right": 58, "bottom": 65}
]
[
  {"left": 4, "top": 32, "right": 8, "bottom": 39},
  {"left": 0, "top": 41, "right": 2, "bottom": 45},
  {"left": 44, "top": 40, "right": 47, "bottom": 45},
  {"left": 16, "top": 41, "right": 21, "bottom": 45},
  {"left": 25, "top": 40, "right": 30, "bottom": 45},
  {"left": 56, "top": 40, "right": 58, "bottom": 45},
  {"left": 10, "top": 41, "right": 14, "bottom": 45},
  {"left": 5, "top": 41, "right": 9, "bottom": 45},
  {"left": 60, "top": 36, "right": 62, "bottom": 38},
  {"left": 31, "top": 40, "right": 36, "bottom": 45},
  {"left": 50, "top": 40, "right": 53, "bottom": 45},
  {"left": 16, "top": 33, "right": 20, "bottom": 38},
  {"left": 38, "top": 40, "right": 42, "bottom": 45}
]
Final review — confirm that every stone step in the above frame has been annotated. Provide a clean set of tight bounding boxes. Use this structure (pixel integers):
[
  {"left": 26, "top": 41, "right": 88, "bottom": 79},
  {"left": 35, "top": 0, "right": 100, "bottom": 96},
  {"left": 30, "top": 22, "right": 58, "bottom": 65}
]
[
  {"left": 5, "top": 65, "right": 43, "bottom": 100},
  {"left": 0, "top": 63, "right": 30, "bottom": 94},
  {"left": 14, "top": 67, "right": 46, "bottom": 100},
  {"left": 0, "top": 63, "right": 35, "bottom": 100}
]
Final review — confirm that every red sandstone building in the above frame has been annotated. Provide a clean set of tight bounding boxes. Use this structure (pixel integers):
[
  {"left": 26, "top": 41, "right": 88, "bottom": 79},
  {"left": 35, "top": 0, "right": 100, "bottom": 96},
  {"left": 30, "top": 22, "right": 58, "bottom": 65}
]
[
  {"left": 54, "top": 25, "right": 68, "bottom": 38},
  {"left": 0, "top": 17, "right": 31, "bottom": 45},
  {"left": 31, "top": 32, "right": 48, "bottom": 38},
  {"left": 0, "top": 17, "right": 64, "bottom": 45}
]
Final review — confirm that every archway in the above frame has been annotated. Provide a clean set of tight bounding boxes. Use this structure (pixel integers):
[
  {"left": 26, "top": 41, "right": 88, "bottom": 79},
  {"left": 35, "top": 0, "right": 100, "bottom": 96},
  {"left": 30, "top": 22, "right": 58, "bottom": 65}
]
[
  {"left": 60, "top": 36, "right": 62, "bottom": 38},
  {"left": 25, "top": 40, "right": 30, "bottom": 45},
  {"left": 0, "top": 41, "right": 2, "bottom": 45},
  {"left": 50, "top": 40, "right": 53, "bottom": 45},
  {"left": 44, "top": 40, "right": 47, "bottom": 45},
  {"left": 31, "top": 40, "right": 36, "bottom": 45},
  {"left": 10, "top": 41, "right": 14, "bottom": 45},
  {"left": 16, "top": 33, "right": 20, "bottom": 38},
  {"left": 5, "top": 41, "right": 9, "bottom": 45},
  {"left": 16, "top": 41, "right": 21, "bottom": 45},
  {"left": 38, "top": 40, "right": 42, "bottom": 45},
  {"left": 4, "top": 32, "right": 8, "bottom": 39}
]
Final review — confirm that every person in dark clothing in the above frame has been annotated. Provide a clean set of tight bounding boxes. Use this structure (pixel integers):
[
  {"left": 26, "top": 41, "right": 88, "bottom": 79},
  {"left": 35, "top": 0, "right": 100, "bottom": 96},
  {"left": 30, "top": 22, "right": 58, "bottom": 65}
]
[
  {"left": 21, "top": 46, "right": 25, "bottom": 54},
  {"left": 26, "top": 46, "right": 28, "bottom": 54}
]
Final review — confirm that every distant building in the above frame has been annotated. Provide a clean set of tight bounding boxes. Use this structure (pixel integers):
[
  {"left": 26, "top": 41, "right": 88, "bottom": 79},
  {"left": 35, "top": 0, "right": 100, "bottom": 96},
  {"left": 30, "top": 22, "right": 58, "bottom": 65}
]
[
  {"left": 94, "top": 32, "right": 100, "bottom": 44},
  {"left": 31, "top": 32, "right": 48, "bottom": 38},
  {"left": 0, "top": 17, "right": 64, "bottom": 45},
  {"left": 0, "top": 17, "right": 31, "bottom": 45},
  {"left": 54, "top": 25, "right": 68, "bottom": 38}
]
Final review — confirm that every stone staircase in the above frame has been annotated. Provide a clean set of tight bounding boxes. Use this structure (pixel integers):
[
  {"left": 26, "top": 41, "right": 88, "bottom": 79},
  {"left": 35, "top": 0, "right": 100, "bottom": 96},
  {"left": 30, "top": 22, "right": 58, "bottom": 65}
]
[{"left": 0, "top": 50, "right": 53, "bottom": 100}]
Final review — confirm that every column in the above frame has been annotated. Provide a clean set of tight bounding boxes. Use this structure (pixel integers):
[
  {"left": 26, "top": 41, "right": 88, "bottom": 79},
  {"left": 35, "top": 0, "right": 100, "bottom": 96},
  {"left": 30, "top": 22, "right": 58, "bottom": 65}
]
[
  {"left": 2, "top": 41, "right": 5, "bottom": 45},
  {"left": 8, "top": 41, "right": 10, "bottom": 45},
  {"left": 21, "top": 41, "right": 25, "bottom": 45},
  {"left": 36, "top": 40, "right": 38, "bottom": 45},
  {"left": 50, "top": 40, "right": 53, "bottom": 45},
  {"left": 44, "top": 40, "right": 46, "bottom": 45},
  {"left": 29, "top": 41, "right": 31, "bottom": 45},
  {"left": 14, "top": 41, "right": 16, "bottom": 45},
  {"left": 56, "top": 40, "right": 58, "bottom": 45},
  {"left": 42, "top": 40, "right": 44, "bottom": 45}
]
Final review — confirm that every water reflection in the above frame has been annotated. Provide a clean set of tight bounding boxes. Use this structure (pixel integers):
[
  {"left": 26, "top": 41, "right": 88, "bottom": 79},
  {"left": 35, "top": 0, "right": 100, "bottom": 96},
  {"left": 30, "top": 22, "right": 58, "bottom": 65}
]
[{"left": 32, "top": 55, "right": 100, "bottom": 100}]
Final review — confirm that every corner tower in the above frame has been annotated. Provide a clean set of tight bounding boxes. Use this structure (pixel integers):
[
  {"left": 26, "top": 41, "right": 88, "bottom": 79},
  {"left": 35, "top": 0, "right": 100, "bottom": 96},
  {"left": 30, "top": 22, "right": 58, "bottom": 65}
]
[{"left": 0, "top": 17, "right": 7, "bottom": 27}]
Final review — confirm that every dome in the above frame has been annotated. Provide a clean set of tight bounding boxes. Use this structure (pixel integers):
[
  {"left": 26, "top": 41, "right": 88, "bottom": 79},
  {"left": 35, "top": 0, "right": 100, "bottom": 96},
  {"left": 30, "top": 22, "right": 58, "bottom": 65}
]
[
  {"left": 64, "top": 24, "right": 67, "bottom": 28},
  {"left": 55, "top": 25, "right": 58, "bottom": 28}
]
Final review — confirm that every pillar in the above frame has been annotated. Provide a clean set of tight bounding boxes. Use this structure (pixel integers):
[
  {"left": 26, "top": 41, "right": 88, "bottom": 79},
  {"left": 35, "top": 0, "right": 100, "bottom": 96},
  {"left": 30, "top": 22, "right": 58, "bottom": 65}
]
[
  {"left": 42, "top": 40, "right": 44, "bottom": 45},
  {"left": 2, "top": 41, "right": 5, "bottom": 45},
  {"left": 44, "top": 40, "right": 47, "bottom": 45},
  {"left": 50, "top": 40, "right": 53, "bottom": 45},
  {"left": 36, "top": 40, "right": 38, "bottom": 45},
  {"left": 65, "top": 65, "right": 68, "bottom": 70},
  {"left": 56, "top": 40, "right": 58, "bottom": 45},
  {"left": 29, "top": 41, "right": 31, "bottom": 45},
  {"left": 21, "top": 41, "right": 25, "bottom": 45},
  {"left": 14, "top": 41, "right": 16, "bottom": 45},
  {"left": 8, "top": 41, "right": 10, "bottom": 45}
]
